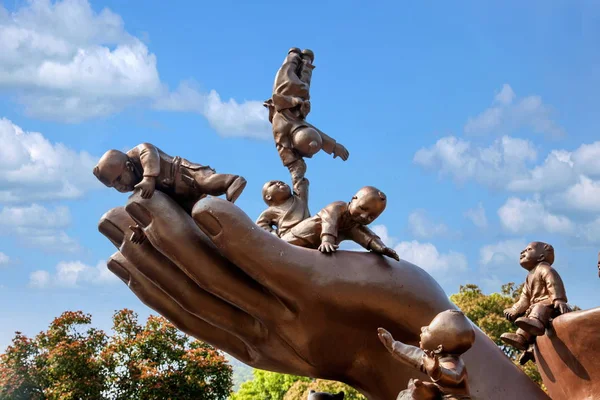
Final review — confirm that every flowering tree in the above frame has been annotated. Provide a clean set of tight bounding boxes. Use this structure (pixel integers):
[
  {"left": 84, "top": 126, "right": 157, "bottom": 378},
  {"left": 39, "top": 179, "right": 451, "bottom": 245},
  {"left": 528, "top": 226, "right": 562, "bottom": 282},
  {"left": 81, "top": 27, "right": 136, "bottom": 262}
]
[{"left": 0, "top": 309, "right": 233, "bottom": 400}]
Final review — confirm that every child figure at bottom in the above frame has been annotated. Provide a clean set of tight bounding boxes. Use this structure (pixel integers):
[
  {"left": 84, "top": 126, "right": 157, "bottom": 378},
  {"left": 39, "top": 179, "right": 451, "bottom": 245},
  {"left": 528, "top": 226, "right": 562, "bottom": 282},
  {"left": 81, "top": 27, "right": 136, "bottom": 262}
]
[{"left": 378, "top": 310, "right": 475, "bottom": 400}]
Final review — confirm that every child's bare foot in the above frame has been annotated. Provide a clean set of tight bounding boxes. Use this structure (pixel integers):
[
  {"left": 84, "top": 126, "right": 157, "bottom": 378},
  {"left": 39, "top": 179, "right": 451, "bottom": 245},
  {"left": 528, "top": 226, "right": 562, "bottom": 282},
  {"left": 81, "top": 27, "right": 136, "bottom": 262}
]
[{"left": 302, "top": 49, "right": 314, "bottom": 64}]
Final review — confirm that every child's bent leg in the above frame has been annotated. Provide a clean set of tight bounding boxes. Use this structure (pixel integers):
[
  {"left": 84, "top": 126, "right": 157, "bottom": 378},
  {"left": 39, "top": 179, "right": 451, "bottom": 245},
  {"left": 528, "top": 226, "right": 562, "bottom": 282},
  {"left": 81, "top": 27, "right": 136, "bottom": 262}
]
[
  {"left": 194, "top": 173, "right": 247, "bottom": 203},
  {"left": 273, "top": 49, "right": 307, "bottom": 98}
]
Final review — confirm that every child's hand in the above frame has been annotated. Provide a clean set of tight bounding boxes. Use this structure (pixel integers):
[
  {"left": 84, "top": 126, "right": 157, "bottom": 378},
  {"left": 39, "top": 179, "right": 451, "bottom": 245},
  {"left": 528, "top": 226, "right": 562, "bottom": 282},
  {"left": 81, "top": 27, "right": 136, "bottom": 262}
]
[
  {"left": 332, "top": 143, "right": 349, "bottom": 161},
  {"left": 377, "top": 328, "right": 395, "bottom": 353},
  {"left": 382, "top": 247, "right": 400, "bottom": 261},
  {"left": 134, "top": 176, "right": 156, "bottom": 199},
  {"left": 555, "top": 300, "right": 572, "bottom": 315},
  {"left": 422, "top": 350, "right": 440, "bottom": 378},
  {"left": 129, "top": 225, "right": 147, "bottom": 245},
  {"left": 504, "top": 308, "right": 517, "bottom": 322},
  {"left": 318, "top": 234, "right": 339, "bottom": 253}
]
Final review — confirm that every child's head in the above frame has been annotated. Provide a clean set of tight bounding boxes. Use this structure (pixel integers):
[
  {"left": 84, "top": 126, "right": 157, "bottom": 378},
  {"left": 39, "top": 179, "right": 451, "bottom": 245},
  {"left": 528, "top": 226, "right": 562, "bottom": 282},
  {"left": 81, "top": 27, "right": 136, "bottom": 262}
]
[
  {"left": 262, "top": 180, "right": 292, "bottom": 206},
  {"left": 348, "top": 186, "right": 387, "bottom": 225},
  {"left": 419, "top": 310, "right": 475, "bottom": 355},
  {"left": 519, "top": 241, "right": 554, "bottom": 271},
  {"left": 292, "top": 126, "right": 322, "bottom": 158},
  {"left": 93, "top": 150, "right": 141, "bottom": 193},
  {"left": 308, "top": 390, "right": 344, "bottom": 400}
]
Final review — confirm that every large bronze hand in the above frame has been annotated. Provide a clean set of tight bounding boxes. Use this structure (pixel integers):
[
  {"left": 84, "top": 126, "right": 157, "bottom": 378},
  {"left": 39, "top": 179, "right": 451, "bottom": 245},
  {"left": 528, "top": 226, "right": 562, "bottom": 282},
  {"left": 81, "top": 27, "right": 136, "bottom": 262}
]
[{"left": 98, "top": 192, "right": 548, "bottom": 400}]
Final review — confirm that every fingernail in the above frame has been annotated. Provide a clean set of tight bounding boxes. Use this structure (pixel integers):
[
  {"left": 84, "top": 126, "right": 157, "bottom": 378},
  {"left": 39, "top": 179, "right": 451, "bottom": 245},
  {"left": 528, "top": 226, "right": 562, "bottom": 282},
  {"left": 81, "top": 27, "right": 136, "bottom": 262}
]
[
  {"left": 126, "top": 202, "right": 152, "bottom": 228},
  {"left": 107, "top": 259, "right": 130, "bottom": 283},
  {"left": 98, "top": 219, "right": 125, "bottom": 247},
  {"left": 195, "top": 211, "right": 222, "bottom": 237}
]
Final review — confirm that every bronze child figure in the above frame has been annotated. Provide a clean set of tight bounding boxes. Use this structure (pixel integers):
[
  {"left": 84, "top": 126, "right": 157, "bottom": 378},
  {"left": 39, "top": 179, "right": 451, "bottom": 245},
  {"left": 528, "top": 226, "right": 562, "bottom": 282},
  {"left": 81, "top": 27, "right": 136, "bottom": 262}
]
[
  {"left": 280, "top": 186, "right": 399, "bottom": 261},
  {"left": 93, "top": 143, "right": 246, "bottom": 242},
  {"left": 256, "top": 178, "right": 310, "bottom": 238},
  {"left": 500, "top": 242, "right": 571, "bottom": 362},
  {"left": 378, "top": 310, "right": 476, "bottom": 400},
  {"left": 264, "top": 48, "right": 349, "bottom": 187}
]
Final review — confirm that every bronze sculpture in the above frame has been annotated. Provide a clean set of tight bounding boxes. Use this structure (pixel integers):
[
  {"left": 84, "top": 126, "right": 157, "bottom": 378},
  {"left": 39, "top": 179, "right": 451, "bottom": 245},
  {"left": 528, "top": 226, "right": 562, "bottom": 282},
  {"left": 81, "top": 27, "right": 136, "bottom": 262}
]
[
  {"left": 378, "top": 310, "right": 475, "bottom": 400},
  {"left": 94, "top": 143, "right": 246, "bottom": 212},
  {"left": 97, "top": 192, "right": 549, "bottom": 400},
  {"left": 264, "top": 48, "right": 349, "bottom": 187},
  {"left": 308, "top": 390, "right": 345, "bottom": 399},
  {"left": 500, "top": 242, "right": 571, "bottom": 364},
  {"left": 597, "top": 251, "right": 599, "bottom": 278},
  {"left": 93, "top": 48, "right": 564, "bottom": 400},
  {"left": 534, "top": 307, "right": 600, "bottom": 400},
  {"left": 280, "top": 186, "right": 400, "bottom": 260},
  {"left": 256, "top": 178, "right": 310, "bottom": 237}
]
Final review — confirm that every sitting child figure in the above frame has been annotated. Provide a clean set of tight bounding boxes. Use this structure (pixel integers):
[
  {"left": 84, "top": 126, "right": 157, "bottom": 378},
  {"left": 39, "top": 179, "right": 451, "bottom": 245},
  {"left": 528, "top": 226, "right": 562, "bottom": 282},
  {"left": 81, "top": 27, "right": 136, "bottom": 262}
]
[
  {"left": 280, "top": 186, "right": 399, "bottom": 261},
  {"left": 256, "top": 178, "right": 310, "bottom": 238},
  {"left": 308, "top": 390, "right": 344, "bottom": 399},
  {"left": 93, "top": 143, "right": 246, "bottom": 243},
  {"left": 500, "top": 242, "right": 571, "bottom": 363},
  {"left": 397, "top": 379, "right": 441, "bottom": 400},
  {"left": 264, "top": 47, "right": 349, "bottom": 188},
  {"left": 378, "top": 310, "right": 476, "bottom": 400}
]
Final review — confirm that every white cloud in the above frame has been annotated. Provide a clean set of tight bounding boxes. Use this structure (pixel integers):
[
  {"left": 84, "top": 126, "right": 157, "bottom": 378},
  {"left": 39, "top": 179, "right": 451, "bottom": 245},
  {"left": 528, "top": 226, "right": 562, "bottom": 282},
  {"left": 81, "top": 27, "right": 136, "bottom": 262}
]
[
  {"left": 154, "top": 81, "right": 271, "bottom": 139},
  {"left": 464, "top": 84, "right": 565, "bottom": 138},
  {"left": 550, "top": 176, "right": 600, "bottom": 213},
  {"left": 0, "top": 1, "right": 270, "bottom": 136},
  {"left": 0, "top": 204, "right": 80, "bottom": 252},
  {"left": 29, "top": 270, "right": 50, "bottom": 288},
  {"left": 480, "top": 239, "right": 526, "bottom": 267},
  {"left": 579, "top": 217, "right": 600, "bottom": 244},
  {"left": 464, "top": 203, "right": 488, "bottom": 228},
  {"left": 29, "top": 260, "right": 117, "bottom": 288},
  {"left": 394, "top": 240, "right": 468, "bottom": 277},
  {"left": 0, "top": 252, "right": 9, "bottom": 266},
  {"left": 506, "top": 149, "right": 576, "bottom": 193},
  {"left": 0, "top": 118, "right": 100, "bottom": 203},
  {"left": 0, "top": 204, "right": 70, "bottom": 227},
  {"left": 0, "top": 0, "right": 160, "bottom": 121},
  {"left": 407, "top": 209, "right": 450, "bottom": 238},
  {"left": 498, "top": 196, "right": 575, "bottom": 235},
  {"left": 342, "top": 224, "right": 467, "bottom": 278},
  {"left": 413, "top": 135, "right": 537, "bottom": 188}
]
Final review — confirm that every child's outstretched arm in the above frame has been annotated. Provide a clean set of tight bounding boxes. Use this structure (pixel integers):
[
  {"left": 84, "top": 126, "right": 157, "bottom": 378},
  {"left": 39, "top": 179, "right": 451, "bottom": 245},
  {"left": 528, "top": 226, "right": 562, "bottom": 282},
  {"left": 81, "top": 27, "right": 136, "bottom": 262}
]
[
  {"left": 378, "top": 328, "right": 426, "bottom": 373},
  {"left": 127, "top": 143, "right": 161, "bottom": 199},
  {"left": 303, "top": 122, "right": 350, "bottom": 161},
  {"left": 256, "top": 208, "right": 279, "bottom": 234},
  {"left": 349, "top": 226, "right": 399, "bottom": 261},
  {"left": 293, "top": 178, "right": 310, "bottom": 206}
]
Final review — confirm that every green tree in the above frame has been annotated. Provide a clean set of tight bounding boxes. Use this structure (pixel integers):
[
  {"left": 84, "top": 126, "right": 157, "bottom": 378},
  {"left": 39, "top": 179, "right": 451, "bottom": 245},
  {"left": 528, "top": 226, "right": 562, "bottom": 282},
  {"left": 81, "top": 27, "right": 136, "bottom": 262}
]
[
  {"left": 0, "top": 311, "right": 108, "bottom": 400},
  {"left": 230, "top": 370, "right": 364, "bottom": 400},
  {"left": 0, "top": 309, "right": 233, "bottom": 400},
  {"left": 230, "top": 370, "right": 310, "bottom": 400}
]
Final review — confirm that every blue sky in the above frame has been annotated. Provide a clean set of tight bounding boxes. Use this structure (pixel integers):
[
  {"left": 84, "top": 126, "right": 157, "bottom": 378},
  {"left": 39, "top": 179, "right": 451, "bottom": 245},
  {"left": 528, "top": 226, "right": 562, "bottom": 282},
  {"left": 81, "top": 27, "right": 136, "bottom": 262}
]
[{"left": 1, "top": 0, "right": 600, "bottom": 354}]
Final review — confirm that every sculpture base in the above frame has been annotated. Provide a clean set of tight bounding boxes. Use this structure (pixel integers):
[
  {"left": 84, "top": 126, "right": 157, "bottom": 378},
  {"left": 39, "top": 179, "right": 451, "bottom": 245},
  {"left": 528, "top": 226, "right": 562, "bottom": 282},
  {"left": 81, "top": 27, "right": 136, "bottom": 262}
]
[{"left": 534, "top": 307, "right": 600, "bottom": 400}]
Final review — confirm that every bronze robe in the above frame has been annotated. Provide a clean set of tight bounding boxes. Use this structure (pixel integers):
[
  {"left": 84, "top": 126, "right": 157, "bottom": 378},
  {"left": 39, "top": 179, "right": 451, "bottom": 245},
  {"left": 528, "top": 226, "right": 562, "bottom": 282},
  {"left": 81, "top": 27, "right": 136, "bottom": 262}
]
[
  {"left": 390, "top": 342, "right": 471, "bottom": 400},
  {"left": 282, "top": 201, "right": 381, "bottom": 250},
  {"left": 511, "top": 263, "right": 568, "bottom": 315},
  {"left": 256, "top": 179, "right": 310, "bottom": 238}
]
